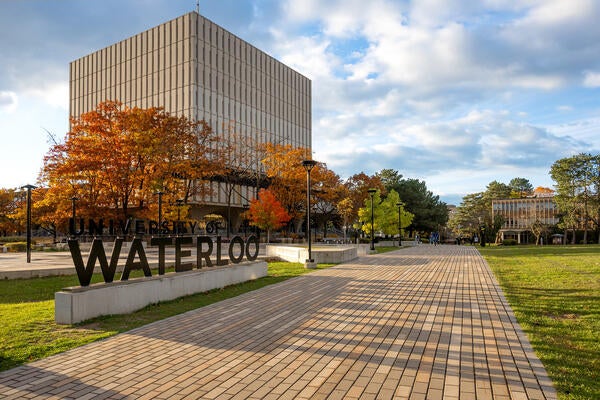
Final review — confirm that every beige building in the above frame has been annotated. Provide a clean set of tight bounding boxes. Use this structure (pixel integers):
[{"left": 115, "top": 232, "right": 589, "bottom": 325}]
[
  {"left": 492, "top": 197, "right": 559, "bottom": 243},
  {"left": 69, "top": 11, "right": 311, "bottom": 230}
]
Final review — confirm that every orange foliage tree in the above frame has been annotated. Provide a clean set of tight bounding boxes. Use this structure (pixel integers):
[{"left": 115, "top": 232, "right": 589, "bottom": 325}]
[
  {"left": 261, "top": 143, "right": 349, "bottom": 237},
  {"left": 245, "top": 188, "right": 291, "bottom": 243},
  {"left": 261, "top": 143, "right": 309, "bottom": 232},
  {"left": 0, "top": 188, "right": 21, "bottom": 236},
  {"left": 214, "top": 123, "right": 268, "bottom": 236},
  {"left": 310, "top": 164, "right": 345, "bottom": 238},
  {"left": 342, "top": 172, "right": 385, "bottom": 229},
  {"left": 40, "top": 101, "right": 220, "bottom": 225}
]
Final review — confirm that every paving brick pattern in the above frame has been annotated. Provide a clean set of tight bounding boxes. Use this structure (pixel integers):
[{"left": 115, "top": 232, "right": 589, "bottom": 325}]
[{"left": 0, "top": 245, "right": 556, "bottom": 399}]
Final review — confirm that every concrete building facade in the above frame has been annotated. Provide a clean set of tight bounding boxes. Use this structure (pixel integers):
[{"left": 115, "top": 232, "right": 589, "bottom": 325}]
[{"left": 69, "top": 12, "right": 311, "bottom": 230}]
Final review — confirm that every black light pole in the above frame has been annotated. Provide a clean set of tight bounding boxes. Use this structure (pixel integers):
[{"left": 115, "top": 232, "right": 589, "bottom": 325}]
[
  {"left": 368, "top": 188, "right": 377, "bottom": 251},
  {"left": 70, "top": 196, "right": 78, "bottom": 238},
  {"left": 396, "top": 201, "right": 404, "bottom": 247},
  {"left": 22, "top": 185, "right": 36, "bottom": 263},
  {"left": 302, "top": 159, "right": 317, "bottom": 267},
  {"left": 71, "top": 196, "right": 78, "bottom": 222},
  {"left": 176, "top": 199, "right": 184, "bottom": 235},
  {"left": 242, "top": 203, "right": 249, "bottom": 236},
  {"left": 480, "top": 225, "right": 486, "bottom": 247},
  {"left": 155, "top": 191, "right": 163, "bottom": 235}
]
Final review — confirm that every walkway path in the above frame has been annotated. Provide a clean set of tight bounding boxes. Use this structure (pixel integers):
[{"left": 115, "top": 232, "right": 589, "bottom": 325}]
[{"left": 0, "top": 245, "right": 556, "bottom": 399}]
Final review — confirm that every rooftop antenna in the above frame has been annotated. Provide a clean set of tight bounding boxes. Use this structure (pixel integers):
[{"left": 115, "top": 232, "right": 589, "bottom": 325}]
[{"left": 196, "top": 0, "right": 199, "bottom": 14}]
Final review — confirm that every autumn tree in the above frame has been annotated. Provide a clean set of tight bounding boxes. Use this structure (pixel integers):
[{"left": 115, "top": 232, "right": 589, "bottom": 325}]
[
  {"left": 310, "top": 164, "right": 345, "bottom": 238},
  {"left": 245, "top": 188, "right": 291, "bottom": 243},
  {"left": 0, "top": 188, "right": 20, "bottom": 236},
  {"left": 337, "top": 197, "right": 354, "bottom": 242},
  {"left": 533, "top": 187, "right": 554, "bottom": 197},
  {"left": 342, "top": 172, "right": 385, "bottom": 234},
  {"left": 261, "top": 143, "right": 309, "bottom": 232},
  {"left": 214, "top": 123, "right": 270, "bottom": 236},
  {"left": 40, "top": 101, "right": 220, "bottom": 225}
]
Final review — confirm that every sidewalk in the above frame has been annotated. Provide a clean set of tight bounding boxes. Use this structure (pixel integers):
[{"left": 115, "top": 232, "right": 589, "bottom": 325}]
[{"left": 0, "top": 245, "right": 556, "bottom": 399}]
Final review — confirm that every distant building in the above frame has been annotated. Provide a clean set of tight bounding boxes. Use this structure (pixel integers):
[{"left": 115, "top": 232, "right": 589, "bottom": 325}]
[
  {"left": 69, "top": 11, "right": 311, "bottom": 229},
  {"left": 492, "top": 196, "right": 559, "bottom": 243}
]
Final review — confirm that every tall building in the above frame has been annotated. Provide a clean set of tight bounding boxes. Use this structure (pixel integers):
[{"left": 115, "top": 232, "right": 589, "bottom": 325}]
[{"left": 69, "top": 11, "right": 311, "bottom": 229}]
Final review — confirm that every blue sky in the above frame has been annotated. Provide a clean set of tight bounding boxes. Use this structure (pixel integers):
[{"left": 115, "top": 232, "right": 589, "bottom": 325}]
[{"left": 2, "top": 0, "right": 600, "bottom": 205}]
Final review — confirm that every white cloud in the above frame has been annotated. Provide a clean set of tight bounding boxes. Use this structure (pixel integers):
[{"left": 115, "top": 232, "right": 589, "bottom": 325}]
[
  {"left": 557, "top": 105, "right": 573, "bottom": 112},
  {"left": 583, "top": 71, "right": 600, "bottom": 87},
  {"left": 23, "top": 83, "right": 69, "bottom": 110},
  {"left": 0, "top": 91, "right": 18, "bottom": 113}
]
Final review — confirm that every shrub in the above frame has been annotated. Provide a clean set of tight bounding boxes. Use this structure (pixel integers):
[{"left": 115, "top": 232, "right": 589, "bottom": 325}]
[
  {"left": 0, "top": 236, "right": 34, "bottom": 243},
  {"left": 501, "top": 239, "right": 518, "bottom": 246},
  {"left": 5, "top": 242, "right": 28, "bottom": 252}
]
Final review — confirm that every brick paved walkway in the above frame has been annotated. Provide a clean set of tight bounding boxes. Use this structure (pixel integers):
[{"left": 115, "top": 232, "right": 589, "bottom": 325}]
[{"left": 0, "top": 245, "right": 556, "bottom": 399}]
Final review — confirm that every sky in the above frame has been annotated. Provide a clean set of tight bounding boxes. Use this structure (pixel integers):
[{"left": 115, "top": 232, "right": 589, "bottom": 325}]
[{"left": 2, "top": 0, "right": 600, "bottom": 205}]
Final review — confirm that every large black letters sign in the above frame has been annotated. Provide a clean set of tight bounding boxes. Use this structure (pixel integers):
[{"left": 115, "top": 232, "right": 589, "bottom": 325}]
[{"left": 69, "top": 235, "right": 260, "bottom": 286}]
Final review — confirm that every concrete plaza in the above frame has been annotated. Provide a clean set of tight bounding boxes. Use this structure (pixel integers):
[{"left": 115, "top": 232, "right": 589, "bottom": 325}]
[{"left": 0, "top": 245, "right": 556, "bottom": 399}]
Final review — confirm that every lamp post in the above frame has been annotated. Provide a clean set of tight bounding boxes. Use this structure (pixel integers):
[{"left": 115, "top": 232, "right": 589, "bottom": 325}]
[
  {"left": 21, "top": 185, "right": 36, "bottom": 263},
  {"left": 70, "top": 196, "right": 78, "bottom": 238},
  {"left": 302, "top": 159, "right": 317, "bottom": 268},
  {"left": 175, "top": 199, "right": 184, "bottom": 235},
  {"left": 242, "top": 203, "right": 249, "bottom": 237},
  {"left": 396, "top": 201, "right": 404, "bottom": 247},
  {"left": 154, "top": 191, "right": 163, "bottom": 235},
  {"left": 70, "top": 196, "right": 78, "bottom": 223},
  {"left": 368, "top": 188, "right": 377, "bottom": 251},
  {"left": 480, "top": 225, "right": 486, "bottom": 247}
]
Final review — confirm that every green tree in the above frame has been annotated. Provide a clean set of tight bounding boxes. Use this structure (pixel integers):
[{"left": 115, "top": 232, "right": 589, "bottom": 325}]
[
  {"left": 356, "top": 190, "right": 384, "bottom": 238},
  {"left": 356, "top": 189, "right": 414, "bottom": 239},
  {"left": 448, "top": 180, "right": 512, "bottom": 243},
  {"left": 550, "top": 153, "right": 597, "bottom": 244},
  {"left": 377, "top": 169, "right": 448, "bottom": 236},
  {"left": 589, "top": 155, "right": 600, "bottom": 243},
  {"left": 509, "top": 177, "right": 534, "bottom": 198},
  {"left": 378, "top": 190, "right": 413, "bottom": 237}
]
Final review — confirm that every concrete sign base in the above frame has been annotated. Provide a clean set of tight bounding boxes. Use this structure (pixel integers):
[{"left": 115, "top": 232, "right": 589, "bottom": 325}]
[{"left": 55, "top": 261, "right": 267, "bottom": 324}]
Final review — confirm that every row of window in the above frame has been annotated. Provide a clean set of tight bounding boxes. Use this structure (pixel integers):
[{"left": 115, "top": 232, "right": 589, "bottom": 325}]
[
  {"left": 70, "top": 83, "right": 309, "bottom": 133},
  {"left": 502, "top": 218, "right": 558, "bottom": 229},
  {"left": 71, "top": 44, "right": 309, "bottom": 98},
  {"left": 70, "top": 64, "right": 309, "bottom": 117}
]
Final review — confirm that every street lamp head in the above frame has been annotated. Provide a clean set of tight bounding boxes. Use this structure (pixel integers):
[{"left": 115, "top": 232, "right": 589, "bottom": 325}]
[
  {"left": 368, "top": 188, "right": 377, "bottom": 196},
  {"left": 396, "top": 201, "right": 404, "bottom": 207},
  {"left": 21, "top": 184, "right": 37, "bottom": 190},
  {"left": 71, "top": 196, "right": 79, "bottom": 201},
  {"left": 176, "top": 199, "right": 184, "bottom": 205},
  {"left": 302, "top": 159, "right": 317, "bottom": 172}
]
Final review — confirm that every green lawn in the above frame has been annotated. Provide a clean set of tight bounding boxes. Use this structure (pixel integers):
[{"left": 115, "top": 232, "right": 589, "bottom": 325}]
[
  {"left": 479, "top": 245, "right": 600, "bottom": 400},
  {"left": 0, "top": 262, "right": 332, "bottom": 372}
]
